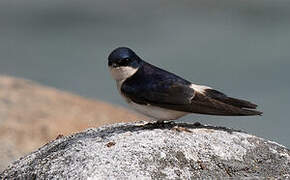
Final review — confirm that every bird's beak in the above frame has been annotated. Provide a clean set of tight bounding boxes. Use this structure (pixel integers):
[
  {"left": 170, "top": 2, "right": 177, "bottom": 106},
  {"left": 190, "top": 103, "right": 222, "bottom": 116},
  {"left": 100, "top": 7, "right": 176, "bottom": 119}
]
[
  {"left": 108, "top": 61, "right": 118, "bottom": 68},
  {"left": 111, "top": 63, "right": 118, "bottom": 68}
]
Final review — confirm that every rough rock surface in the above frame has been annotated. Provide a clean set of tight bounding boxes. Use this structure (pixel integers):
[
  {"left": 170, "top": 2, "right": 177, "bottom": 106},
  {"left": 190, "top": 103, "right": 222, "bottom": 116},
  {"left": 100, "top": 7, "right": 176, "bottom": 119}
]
[
  {"left": 0, "top": 75, "right": 145, "bottom": 171},
  {"left": 1, "top": 121, "right": 289, "bottom": 179}
]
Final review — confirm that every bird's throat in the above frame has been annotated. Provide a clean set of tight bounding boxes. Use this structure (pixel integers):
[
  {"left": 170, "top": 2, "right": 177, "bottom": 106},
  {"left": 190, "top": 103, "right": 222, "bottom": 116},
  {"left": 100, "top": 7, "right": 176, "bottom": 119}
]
[{"left": 110, "top": 66, "right": 138, "bottom": 81}]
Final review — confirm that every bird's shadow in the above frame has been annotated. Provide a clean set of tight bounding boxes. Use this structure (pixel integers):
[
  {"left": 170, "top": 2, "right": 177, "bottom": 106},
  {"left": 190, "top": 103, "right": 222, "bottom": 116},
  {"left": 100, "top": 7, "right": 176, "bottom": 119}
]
[
  {"left": 138, "top": 121, "right": 244, "bottom": 134},
  {"left": 96, "top": 120, "right": 244, "bottom": 136}
]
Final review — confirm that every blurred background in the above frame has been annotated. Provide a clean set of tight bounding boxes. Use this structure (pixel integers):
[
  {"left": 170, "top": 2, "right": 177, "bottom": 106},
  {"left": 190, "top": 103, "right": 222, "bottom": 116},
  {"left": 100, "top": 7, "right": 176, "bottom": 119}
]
[{"left": 0, "top": 0, "right": 289, "bottom": 147}]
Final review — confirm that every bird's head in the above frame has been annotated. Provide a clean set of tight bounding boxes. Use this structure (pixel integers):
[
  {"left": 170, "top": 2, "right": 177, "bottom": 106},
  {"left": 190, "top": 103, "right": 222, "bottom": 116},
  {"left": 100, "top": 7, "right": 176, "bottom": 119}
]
[{"left": 108, "top": 47, "right": 141, "bottom": 81}]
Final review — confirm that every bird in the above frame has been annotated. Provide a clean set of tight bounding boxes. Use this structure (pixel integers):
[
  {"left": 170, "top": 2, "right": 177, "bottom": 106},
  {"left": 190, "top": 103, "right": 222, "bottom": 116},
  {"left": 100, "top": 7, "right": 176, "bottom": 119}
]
[{"left": 108, "top": 47, "right": 262, "bottom": 122}]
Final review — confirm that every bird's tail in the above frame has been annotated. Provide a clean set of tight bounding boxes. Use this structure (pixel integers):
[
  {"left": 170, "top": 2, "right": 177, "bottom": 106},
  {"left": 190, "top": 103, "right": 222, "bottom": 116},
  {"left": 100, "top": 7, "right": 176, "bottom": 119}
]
[{"left": 188, "top": 89, "right": 263, "bottom": 116}]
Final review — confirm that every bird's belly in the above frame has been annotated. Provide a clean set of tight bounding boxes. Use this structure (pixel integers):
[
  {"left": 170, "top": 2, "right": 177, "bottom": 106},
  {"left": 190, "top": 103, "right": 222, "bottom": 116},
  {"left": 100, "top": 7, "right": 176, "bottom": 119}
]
[{"left": 129, "top": 102, "right": 188, "bottom": 121}]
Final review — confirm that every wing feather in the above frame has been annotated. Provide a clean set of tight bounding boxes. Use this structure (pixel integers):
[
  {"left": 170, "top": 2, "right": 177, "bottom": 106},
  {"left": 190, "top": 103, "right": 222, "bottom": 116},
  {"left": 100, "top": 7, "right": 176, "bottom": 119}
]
[{"left": 188, "top": 91, "right": 262, "bottom": 116}]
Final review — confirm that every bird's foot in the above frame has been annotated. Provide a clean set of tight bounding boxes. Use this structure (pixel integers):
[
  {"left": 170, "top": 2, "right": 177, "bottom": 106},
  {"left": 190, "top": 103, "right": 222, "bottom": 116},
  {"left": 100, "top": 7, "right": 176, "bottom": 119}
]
[
  {"left": 143, "top": 120, "right": 175, "bottom": 129},
  {"left": 193, "top": 121, "right": 202, "bottom": 127}
]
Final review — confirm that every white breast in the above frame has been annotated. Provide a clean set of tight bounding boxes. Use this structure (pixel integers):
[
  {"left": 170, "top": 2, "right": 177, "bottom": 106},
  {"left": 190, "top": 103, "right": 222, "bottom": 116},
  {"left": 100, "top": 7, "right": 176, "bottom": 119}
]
[{"left": 128, "top": 101, "right": 189, "bottom": 121}]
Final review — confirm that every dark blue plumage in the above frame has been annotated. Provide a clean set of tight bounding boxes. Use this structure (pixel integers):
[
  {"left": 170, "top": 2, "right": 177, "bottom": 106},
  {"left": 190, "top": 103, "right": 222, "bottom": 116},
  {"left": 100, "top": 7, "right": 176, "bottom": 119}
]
[
  {"left": 108, "top": 47, "right": 262, "bottom": 119},
  {"left": 121, "top": 62, "right": 194, "bottom": 105},
  {"left": 108, "top": 47, "right": 140, "bottom": 68}
]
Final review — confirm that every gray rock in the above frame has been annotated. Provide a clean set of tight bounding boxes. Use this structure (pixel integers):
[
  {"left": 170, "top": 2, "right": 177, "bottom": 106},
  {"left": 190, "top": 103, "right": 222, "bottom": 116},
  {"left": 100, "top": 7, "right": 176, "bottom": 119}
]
[
  {"left": 0, "top": 75, "right": 143, "bottom": 172},
  {"left": 1, "top": 121, "right": 289, "bottom": 179}
]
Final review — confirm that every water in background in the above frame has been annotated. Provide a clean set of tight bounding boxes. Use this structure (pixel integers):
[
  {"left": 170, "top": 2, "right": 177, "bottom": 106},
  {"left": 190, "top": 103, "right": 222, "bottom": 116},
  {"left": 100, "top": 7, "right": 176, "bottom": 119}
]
[{"left": 0, "top": 0, "right": 289, "bottom": 147}]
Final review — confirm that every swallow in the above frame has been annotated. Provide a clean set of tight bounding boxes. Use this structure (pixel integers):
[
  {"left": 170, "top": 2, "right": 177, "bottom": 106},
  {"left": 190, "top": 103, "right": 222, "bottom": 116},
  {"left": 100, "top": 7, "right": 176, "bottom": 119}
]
[{"left": 108, "top": 47, "right": 262, "bottom": 121}]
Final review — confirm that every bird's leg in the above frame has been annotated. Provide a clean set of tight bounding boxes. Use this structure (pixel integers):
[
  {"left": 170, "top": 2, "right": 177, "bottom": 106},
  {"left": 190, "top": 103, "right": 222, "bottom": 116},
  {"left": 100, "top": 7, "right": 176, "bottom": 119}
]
[
  {"left": 145, "top": 119, "right": 175, "bottom": 128},
  {"left": 153, "top": 119, "right": 167, "bottom": 128}
]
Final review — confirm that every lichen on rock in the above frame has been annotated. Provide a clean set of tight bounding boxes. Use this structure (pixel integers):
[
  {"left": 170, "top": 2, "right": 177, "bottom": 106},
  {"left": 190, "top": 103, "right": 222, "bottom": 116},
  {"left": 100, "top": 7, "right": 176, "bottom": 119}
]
[{"left": 1, "top": 121, "right": 289, "bottom": 179}]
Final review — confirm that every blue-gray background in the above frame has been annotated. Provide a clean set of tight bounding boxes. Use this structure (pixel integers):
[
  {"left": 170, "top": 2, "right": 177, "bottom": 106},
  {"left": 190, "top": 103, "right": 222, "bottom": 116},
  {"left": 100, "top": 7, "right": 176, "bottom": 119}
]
[{"left": 0, "top": 0, "right": 289, "bottom": 147}]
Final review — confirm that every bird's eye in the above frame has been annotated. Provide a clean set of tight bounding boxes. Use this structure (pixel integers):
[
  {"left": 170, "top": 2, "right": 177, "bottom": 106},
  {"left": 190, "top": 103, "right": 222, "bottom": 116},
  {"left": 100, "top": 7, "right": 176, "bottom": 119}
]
[{"left": 118, "top": 58, "right": 131, "bottom": 66}]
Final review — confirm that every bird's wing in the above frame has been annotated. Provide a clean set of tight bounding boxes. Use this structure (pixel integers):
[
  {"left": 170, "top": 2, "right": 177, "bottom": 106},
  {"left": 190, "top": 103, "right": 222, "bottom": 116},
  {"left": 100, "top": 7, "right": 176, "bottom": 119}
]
[
  {"left": 180, "top": 86, "right": 262, "bottom": 116},
  {"left": 121, "top": 77, "right": 195, "bottom": 105},
  {"left": 121, "top": 63, "right": 262, "bottom": 116},
  {"left": 121, "top": 62, "right": 195, "bottom": 106}
]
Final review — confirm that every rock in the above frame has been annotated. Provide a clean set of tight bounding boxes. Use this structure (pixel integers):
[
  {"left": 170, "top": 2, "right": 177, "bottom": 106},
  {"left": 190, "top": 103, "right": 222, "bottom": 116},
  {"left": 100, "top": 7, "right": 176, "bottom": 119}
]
[
  {"left": 1, "top": 121, "right": 289, "bottom": 179},
  {"left": 0, "top": 75, "right": 145, "bottom": 171}
]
